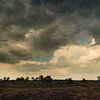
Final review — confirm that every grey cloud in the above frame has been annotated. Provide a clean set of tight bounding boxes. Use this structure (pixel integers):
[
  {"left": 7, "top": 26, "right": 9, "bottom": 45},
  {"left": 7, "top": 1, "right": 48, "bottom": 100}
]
[
  {"left": 69, "top": 62, "right": 100, "bottom": 74},
  {"left": 0, "top": 52, "right": 18, "bottom": 64},
  {"left": 13, "top": 63, "right": 47, "bottom": 72},
  {"left": 9, "top": 48, "right": 32, "bottom": 60},
  {"left": 0, "top": 0, "right": 56, "bottom": 28},
  {"left": 0, "top": 0, "right": 100, "bottom": 64},
  {"left": 32, "top": 26, "right": 60, "bottom": 51}
]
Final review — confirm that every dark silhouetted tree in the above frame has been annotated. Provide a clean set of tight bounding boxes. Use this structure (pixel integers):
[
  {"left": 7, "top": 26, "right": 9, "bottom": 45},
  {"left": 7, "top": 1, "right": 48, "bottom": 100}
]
[
  {"left": 82, "top": 78, "right": 87, "bottom": 83},
  {"left": 16, "top": 77, "right": 25, "bottom": 82},
  {"left": 67, "top": 78, "right": 73, "bottom": 84},
  {"left": 3, "top": 77, "right": 7, "bottom": 81},
  {"left": 7, "top": 77, "right": 10, "bottom": 81},
  {"left": 44, "top": 75, "right": 53, "bottom": 83},
  {"left": 39, "top": 75, "right": 44, "bottom": 81},
  {"left": 31, "top": 77, "right": 34, "bottom": 81},
  {"left": 25, "top": 76, "right": 29, "bottom": 81},
  {"left": 35, "top": 77, "right": 40, "bottom": 80}
]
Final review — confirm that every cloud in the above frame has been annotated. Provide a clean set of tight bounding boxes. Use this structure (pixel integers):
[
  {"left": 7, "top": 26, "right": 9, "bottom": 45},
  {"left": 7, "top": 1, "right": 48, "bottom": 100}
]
[
  {"left": 0, "top": 52, "right": 18, "bottom": 64},
  {"left": 0, "top": 0, "right": 100, "bottom": 80},
  {"left": 0, "top": 0, "right": 100, "bottom": 65},
  {"left": 9, "top": 48, "right": 32, "bottom": 59},
  {"left": 49, "top": 45, "right": 100, "bottom": 67},
  {"left": 12, "top": 60, "right": 47, "bottom": 72}
]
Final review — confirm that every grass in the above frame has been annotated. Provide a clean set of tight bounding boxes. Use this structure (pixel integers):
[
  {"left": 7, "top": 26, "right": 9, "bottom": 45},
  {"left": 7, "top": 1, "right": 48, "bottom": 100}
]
[{"left": 0, "top": 81, "right": 99, "bottom": 100}]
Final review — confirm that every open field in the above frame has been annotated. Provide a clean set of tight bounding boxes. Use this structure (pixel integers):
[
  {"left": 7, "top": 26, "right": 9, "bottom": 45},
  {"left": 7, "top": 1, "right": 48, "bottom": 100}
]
[{"left": 0, "top": 80, "right": 100, "bottom": 100}]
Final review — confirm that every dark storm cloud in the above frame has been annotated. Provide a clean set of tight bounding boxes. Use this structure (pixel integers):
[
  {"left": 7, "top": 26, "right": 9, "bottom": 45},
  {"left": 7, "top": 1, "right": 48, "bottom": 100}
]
[
  {"left": 32, "top": 26, "right": 61, "bottom": 51},
  {"left": 0, "top": 0, "right": 56, "bottom": 28},
  {"left": 9, "top": 48, "right": 32, "bottom": 60},
  {"left": 0, "top": 52, "right": 18, "bottom": 64},
  {"left": 0, "top": 47, "right": 33, "bottom": 64},
  {"left": 0, "top": 0, "right": 100, "bottom": 64}
]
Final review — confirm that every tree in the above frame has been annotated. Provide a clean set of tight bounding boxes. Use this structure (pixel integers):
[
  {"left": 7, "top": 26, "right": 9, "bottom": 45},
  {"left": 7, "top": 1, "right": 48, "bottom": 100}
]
[
  {"left": 3, "top": 77, "right": 7, "bottom": 81},
  {"left": 39, "top": 75, "right": 44, "bottom": 81},
  {"left": 67, "top": 78, "right": 73, "bottom": 84},
  {"left": 35, "top": 77, "right": 39, "bottom": 80},
  {"left": 82, "top": 78, "right": 87, "bottom": 83},
  {"left": 25, "top": 76, "right": 29, "bottom": 81},
  {"left": 20, "top": 77, "right": 24, "bottom": 81},
  {"left": 31, "top": 77, "right": 34, "bottom": 81},
  {"left": 16, "top": 77, "right": 25, "bottom": 82},
  {"left": 7, "top": 77, "right": 10, "bottom": 81},
  {"left": 44, "top": 75, "right": 53, "bottom": 83}
]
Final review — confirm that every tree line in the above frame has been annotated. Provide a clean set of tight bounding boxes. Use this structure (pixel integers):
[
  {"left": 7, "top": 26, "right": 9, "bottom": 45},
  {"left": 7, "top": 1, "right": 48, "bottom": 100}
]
[
  {"left": 0, "top": 75, "right": 88, "bottom": 83},
  {"left": 0, "top": 75, "right": 52, "bottom": 82}
]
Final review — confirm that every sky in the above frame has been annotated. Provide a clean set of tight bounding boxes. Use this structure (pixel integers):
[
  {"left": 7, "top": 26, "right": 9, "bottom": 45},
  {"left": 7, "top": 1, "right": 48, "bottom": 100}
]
[{"left": 0, "top": 0, "right": 100, "bottom": 80}]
